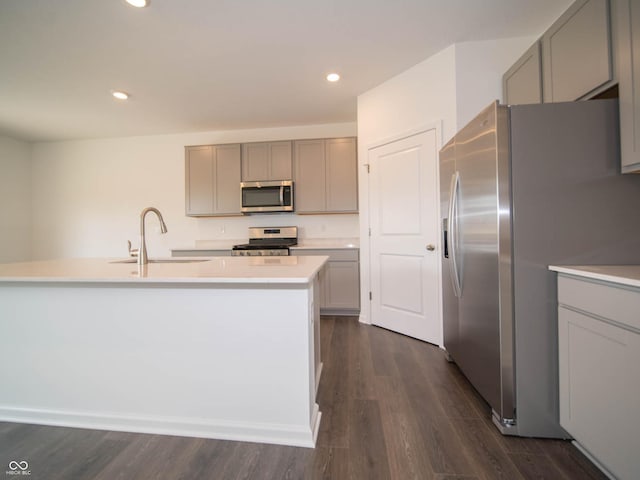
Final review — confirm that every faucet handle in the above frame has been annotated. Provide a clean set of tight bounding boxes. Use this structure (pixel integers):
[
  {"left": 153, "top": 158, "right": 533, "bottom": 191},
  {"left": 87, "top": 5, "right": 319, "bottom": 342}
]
[{"left": 128, "top": 240, "right": 139, "bottom": 258}]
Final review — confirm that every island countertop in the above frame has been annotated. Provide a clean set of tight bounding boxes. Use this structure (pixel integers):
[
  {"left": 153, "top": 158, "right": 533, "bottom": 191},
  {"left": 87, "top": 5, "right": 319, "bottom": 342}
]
[{"left": 0, "top": 256, "right": 328, "bottom": 285}]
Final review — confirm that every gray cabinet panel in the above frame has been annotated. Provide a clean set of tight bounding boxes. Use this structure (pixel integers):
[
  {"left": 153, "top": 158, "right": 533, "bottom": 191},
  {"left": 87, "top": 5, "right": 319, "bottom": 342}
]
[
  {"left": 542, "top": 0, "right": 612, "bottom": 102},
  {"left": 503, "top": 42, "right": 542, "bottom": 105},
  {"left": 615, "top": 0, "right": 640, "bottom": 172},
  {"left": 214, "top": 144, "right": 242, "bottom": 214},
  {"left": 326, "top": 138, "right": 358, "bottom": 212},
  {"left": 241, "top": 143, "right": 270, "bottom": 181},
  {"left": 325, "top": 261, "right": 360, "bottom": 310},
  {"left": 185, "top": 146, "right": 214, "bottom": 215},
  {"left": 557, "top": 275, "right": 640, "bottom": 479},
  {"left": 294, "top": 140, "right": 326, "bottom": 213},
  {"left": 241, "top": 141, "right": 292, "bottom": 181},
  {"left": 185, "top": 144, "right": 241, "bottom": 217},
  {"left": 269, "top": 142, "right": 293, "bottom": 179},
  {"left": 294, "top": 138, "right": 358, "bottom": 214}
]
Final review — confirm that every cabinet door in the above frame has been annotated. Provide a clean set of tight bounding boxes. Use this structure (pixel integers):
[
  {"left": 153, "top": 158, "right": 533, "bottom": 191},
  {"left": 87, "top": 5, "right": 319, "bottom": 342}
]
[
  {"left": 186, "top": 144, "right": 241, "bottom": 216},
  {"left": 326, "top": 138, "right": 358, "bottom": 212},
  {"left": 241, "top": 143, "right": 270, "bottom": 181},
  {"left": 185, "top": 146, "right": 214, "bottom": 215},
  {"left": 214, "top": 144, "right": 242, "bottom": 215},
  {"left": 503, "top": 42, "right": 543, "bottom": 105},
  {"left": 269, "top": 141, "right": 292, "bottom": 179},
  {"left": 242, "top": 141, "right": 292, "bottom": 181},
  {"left": 558, "top": 306, "right": 640, "bottom": 480},
  {"left": 615, "top": 0, "right": 640, "bottom": 173},
  {"left": 294, "top": 140, "right": 326, "bottom": 213},
  {"left": 542, "top": 0, "right": 612, "bottom": 102},
  {"left": 324, "top": 261, "right": 360, "bottom": 310}
]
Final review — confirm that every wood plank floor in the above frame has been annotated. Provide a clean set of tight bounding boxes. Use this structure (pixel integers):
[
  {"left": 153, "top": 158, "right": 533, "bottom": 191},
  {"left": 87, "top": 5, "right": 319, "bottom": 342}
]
[{"left": 0, "top": 316, "right": 608, "bottom": 480}]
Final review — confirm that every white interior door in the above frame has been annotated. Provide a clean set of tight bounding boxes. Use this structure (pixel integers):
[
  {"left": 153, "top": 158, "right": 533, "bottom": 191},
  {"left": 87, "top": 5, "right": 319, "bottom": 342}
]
[{"left": 368, "top": 129, "right": 441, "bottom": 344}]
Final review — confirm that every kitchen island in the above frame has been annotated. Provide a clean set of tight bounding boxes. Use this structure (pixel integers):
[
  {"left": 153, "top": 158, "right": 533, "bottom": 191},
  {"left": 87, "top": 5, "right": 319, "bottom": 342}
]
[{"left": 0, "top": 255, "right": 326, "bottom": 448}]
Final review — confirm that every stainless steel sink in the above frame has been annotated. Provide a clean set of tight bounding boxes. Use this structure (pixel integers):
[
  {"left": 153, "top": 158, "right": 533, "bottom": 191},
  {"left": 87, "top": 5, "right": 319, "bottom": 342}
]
[{"left": 109, "top": 258, "right": 209, "bottom": 264}]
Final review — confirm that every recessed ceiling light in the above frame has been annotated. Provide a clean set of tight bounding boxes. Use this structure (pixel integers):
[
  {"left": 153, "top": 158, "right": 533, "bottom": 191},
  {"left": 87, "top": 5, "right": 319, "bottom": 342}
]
[
  {"left": 326, "top": 73, "right": 340, "bottom": 82},
  {"left": 112, "top": 90, "right": 130, "bottom": 100},
  {"left": 125, "top": 0, "right": 149, "bottom": 7}
]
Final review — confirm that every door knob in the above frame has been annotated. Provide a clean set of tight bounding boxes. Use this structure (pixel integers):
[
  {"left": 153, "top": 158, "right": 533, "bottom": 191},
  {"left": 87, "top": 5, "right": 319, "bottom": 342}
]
[{"left": 426, "top": 244, "right": 435, "bottom": 251}]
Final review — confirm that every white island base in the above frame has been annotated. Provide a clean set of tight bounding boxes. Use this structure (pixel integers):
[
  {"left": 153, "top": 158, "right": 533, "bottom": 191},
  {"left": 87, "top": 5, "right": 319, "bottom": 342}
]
[{"left": 0, "top": 256, "right": 325, "bottom": 448}]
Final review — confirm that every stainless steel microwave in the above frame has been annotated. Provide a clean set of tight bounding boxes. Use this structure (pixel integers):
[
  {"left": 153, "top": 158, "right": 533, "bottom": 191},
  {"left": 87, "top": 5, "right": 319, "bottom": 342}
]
[{"left": 241, "top": 180, "right": 294, "bottom": 213}]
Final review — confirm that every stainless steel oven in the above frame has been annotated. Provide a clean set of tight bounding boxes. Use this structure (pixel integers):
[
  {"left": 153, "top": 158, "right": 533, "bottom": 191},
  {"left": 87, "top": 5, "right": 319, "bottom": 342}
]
[
  {"left": 240, "top": 180, "right": 293, "bottom": 213},
  {"left": 232, "top": 226, "right": 297, "bottom": 256}
]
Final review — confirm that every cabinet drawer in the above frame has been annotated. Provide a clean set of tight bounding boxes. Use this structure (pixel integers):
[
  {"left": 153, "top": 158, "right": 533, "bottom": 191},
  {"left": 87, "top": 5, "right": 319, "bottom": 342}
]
[
  {"left": 292, "top": 248, "right": 358, "bottom": 262},
  {"left": 557, "top": 276, "right": 640, "bottom": 332}
]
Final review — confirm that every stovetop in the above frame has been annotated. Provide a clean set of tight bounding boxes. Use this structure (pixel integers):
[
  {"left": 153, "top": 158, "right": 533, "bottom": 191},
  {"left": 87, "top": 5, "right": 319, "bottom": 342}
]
[{"left": 232, "top": 240, "right": 297, "bottom": 251}]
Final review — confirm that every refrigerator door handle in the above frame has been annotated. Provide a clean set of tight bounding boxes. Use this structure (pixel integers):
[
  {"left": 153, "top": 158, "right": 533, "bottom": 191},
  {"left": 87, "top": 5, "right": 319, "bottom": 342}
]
[{"left": 448, "top": 171, "right": 462, "bottom": 297}]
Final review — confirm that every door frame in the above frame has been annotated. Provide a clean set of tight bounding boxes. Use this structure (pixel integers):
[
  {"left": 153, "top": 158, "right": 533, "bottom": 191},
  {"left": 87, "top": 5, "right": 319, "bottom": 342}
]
[{"left": 358, "top": 122, "right": 444, "bottom": 346}]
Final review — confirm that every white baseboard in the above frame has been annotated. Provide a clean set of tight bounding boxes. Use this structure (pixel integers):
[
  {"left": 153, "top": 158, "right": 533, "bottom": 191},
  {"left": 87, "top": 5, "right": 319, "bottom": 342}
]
[{"left": 0, "top": 404, "right": 321, "bottom": 448}]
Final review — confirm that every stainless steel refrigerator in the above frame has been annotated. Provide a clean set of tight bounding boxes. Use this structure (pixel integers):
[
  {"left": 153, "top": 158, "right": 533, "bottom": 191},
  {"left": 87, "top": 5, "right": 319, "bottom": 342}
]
[{"left": 440, "top": 99, "right": 640, "bottom": 438}]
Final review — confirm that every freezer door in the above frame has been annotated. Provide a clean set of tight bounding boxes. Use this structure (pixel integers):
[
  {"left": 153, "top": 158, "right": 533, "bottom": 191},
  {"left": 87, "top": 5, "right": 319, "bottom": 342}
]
[
  {"left": 439, "top": 137, "right": 459, "bottom": 358},
  {"left": 452, "top": 102, "right": 515, "bottom": 424}
]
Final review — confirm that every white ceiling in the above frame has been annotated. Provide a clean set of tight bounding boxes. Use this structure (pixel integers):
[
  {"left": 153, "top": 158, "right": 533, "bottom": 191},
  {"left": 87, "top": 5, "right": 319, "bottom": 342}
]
[{"left": 0, "top": 0, "right": 571, "bottom": 142}]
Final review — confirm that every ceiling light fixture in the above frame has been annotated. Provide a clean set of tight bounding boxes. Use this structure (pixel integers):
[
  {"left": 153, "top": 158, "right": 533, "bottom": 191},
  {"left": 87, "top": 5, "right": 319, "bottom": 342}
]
[
  {"left": 326, "top": 73, "right": 340, "bottom": 82},
  {"left": 112, "top": 90, "right": 130, "bottom": 100},
  {"left": 125, "top": 0, "right": 149, "bottom": 7}
]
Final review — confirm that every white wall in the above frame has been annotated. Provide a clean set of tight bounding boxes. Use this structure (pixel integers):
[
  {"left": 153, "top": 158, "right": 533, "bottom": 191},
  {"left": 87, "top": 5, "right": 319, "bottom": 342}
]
[
  {"left": 31, "top": 122, "right": 357, "bottom": 260},
  {"left": 0, "top": 136, "right": 32, "bottom": 263},
  {"left": 356, "top": 36, "right": 535, "bottom": 325}
]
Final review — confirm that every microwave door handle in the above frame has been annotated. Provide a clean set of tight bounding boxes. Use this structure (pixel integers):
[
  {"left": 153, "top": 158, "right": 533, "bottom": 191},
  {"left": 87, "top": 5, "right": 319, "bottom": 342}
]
[{"left": 279, "top": 186, "right": 284, "bottom": 206}]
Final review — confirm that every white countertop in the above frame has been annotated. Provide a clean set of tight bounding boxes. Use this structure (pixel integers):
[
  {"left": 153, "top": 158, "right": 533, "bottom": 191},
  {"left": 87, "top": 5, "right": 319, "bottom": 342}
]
[
  {"left": 0, "top": 256, "right": 328, "bottom": 285},
  {"left": 549, "top": 265, "right": 640, "bottom": 289},
  {"left": 292, "top": 238, "right": 359, "bottom": 249},
  {"left": 172, "top": 237, "right": 360, "bottom": 251}
]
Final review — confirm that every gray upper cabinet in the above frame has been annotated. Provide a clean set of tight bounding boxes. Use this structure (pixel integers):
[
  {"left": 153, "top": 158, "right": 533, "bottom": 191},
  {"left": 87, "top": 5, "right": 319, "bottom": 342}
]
[
  {"left": 294, "top": 140, "right": 326, "bottom": 213},
  {"left": 542, "top": 0, "right": 613, "bottom": 102},
  {"left": 294, "top": 137, "right": 358, "bottom": 214},
  {"left": 185, "top": 144, "right": 242, "bottom": 216},
  {"left": 241, "top": 141, "right": 292, "bottom": 181},
  {"left": 503, "top": 42, "right": 543, "bottom": 105},
  {"left": 326, "top": 138, "right": 358, "bottom": 212},
  {"left": 614, "top": 0, "right": 640, "bottom": 173}
]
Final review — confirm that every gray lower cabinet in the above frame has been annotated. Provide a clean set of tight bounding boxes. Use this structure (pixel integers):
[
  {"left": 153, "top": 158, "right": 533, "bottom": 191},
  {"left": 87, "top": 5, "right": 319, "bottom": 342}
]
[
  {"left": 241, "top": 141, "right": 292, "bottom": 181},
  {"left": 503, "top": 42, "right": 543, "bottom": 105},
  {"left": 292, "top": 248, "right": 360, "bottom": 315},
  {"left": 556, "top": 274, "right": 640, "bottom": 480},
  {"left": 614, "top": 0, "right": 640, "bottom": 173},
  {"left": 542, "top": 0, "right": 613, "bottom": 102},
  {"left": 294, "top": 138, "right": 358, "bottom": 214},
  {"left": 185, "top": 144, "right": 242, "bottom": 216}
]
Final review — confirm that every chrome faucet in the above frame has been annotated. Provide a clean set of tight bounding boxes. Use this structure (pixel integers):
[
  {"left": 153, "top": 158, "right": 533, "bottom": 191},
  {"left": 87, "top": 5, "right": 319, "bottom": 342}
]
[{"left": 128, "top": 207, "right": 168, "bottom": 265}]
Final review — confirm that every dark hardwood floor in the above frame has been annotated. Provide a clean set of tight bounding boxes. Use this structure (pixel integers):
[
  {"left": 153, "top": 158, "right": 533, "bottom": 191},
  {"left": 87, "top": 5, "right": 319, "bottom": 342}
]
[{"left": 1, "top": 316, "right": 607, "bottom": 479}]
